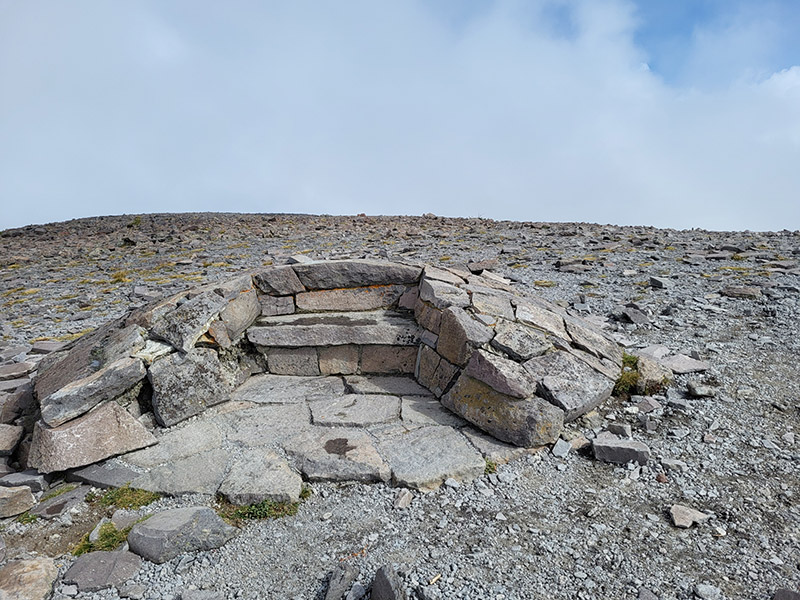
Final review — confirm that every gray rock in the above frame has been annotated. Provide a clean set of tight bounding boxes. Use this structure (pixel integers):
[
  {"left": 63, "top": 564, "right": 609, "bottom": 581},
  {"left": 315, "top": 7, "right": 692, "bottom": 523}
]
[
  {"left": 490, "top": 320, "right": 551, "bottom": 361},
  {"left": 551, "top": 438, "right": 571, "bottom": 458},
  {"left": 345, "top": 375, "right": 430, "bottom": 397},
  {"left": 773, "top": 590, "right": 800, "bottom": 600},
  {"left": 260, "top": 294, "right": 295, "bottom": 316},
  {"left": 660, "top": 354, "right": 709, "bottom": 374},
  {"left": 419, "top": 278, "right": 470, "bottom": 309},
  {"left": 514, "top": 300, "right": 569, "bottom": 340},
  {"left": 400, "top": 396, "right": 466, "bottom": 428},
  {"left": 422, "top": 266, "right": 464, "bottom": 285},
  {"left": 325, "top": 563, "right": 360, "bottom": 600},
  {"left": 436, "top": 307, "right": 494, "bottom": 366},
  {"left": 29, "top": 403, "right": 156, "bottom": 473},
  {"left": 694, "top": 584, "right": 722, "bottom": 599},
  {"left": 635, "top": 355, "right": 673, "bottom": 395},
  {"left": 649, "top": 276, "right": 672, "bottom": 289},
  {"left": 721, "top": 285, "right": 761, "bottom": 299},
  {"left": 376, "top": 425, "right": 485, "bottom": 490},
  {"left": 310, "top": 394, "right": 400, "bottom": 427},
  {"left": 0, "top": 558, "right": 58, "bottom": 600},
  {"left": 0, "top": 469, "right": 46, "bottom": 493},
  {"left": 0, "top": 361, "right": 34, "bottom": 381},
  {"left": 40, "top": 357, "right": 146, "bottom": 427},
  {"left": 219, "top": 448, "right": 302, "bottom": 504},
  {"left": 31, "top": 485, "right": 91, "bottom": 519},
  {"left": 592, "top": 432, "right": 650, "bottom": 465},
  {"left": 230, "top": 374, "right": 345, "bottom": 404},
  {"left": 286, "top": 428, "right": 389, "bottom": 484},
  {"left": 296, "top": 285, "right": 406, "bottom": 312},
  {"left": 319, "top": 345, "right": 359, "bottom": 375},
  {"left": 249, "top": 311, "right": 420, "bottom": 348},
  {"left": 219, "top": 403, "right": 312, "bottom": 447},
  {"left": 0, "top": 484, "right": 35, "bottom": 518},
  {"left": 360, "top": 346, "right": 417, "bottom": 375},
  {"left": 122, "top": 421, "right": 224, "bottom": 468},
  {"left": 465, "top": 349, "right": 536, "bottom": 399},
  {"left": 414, "top": 299, "right": 442, "bottom": 333},
  {"left": 687, "top": 380, "right": 716, "bottom": 398},
  {"left": 131, "top": 449, "right": 229, "bottom": 496},
  {"left": 670, "top": 504, "right": 710, "bottom": 528},
  {"left": 148, "top": 348, "right": 232, "bottom": 427},
  {"left": 524, "top": 352, "right": 614, "bottom": 421},
  {"left": 0, "top": 423, "right": 23, "bottom": 456},
  {"left": 415, "top": 345, "right": 458, "bottom": 398},
  {"left": 253, "top": 266, "right": 306, "bottom": 295},
  {"left": 150, "top": 290, "right": 228, "bottom": 352},
  {"left": 181, "top": 591, "right": 224, "bottom": 600},
  {"left": 371, "top": 565, "right": 407, "bottom": 600},
  {"left": 442, "top": 375, "right": 563, "bottom": 448},
  {"left": 127, "top": 506, "right": 237, "bottom": 564},
  {"left": 292, "top": 260, "right": 422, "bottom": 290},
  {"left": 219, "top": 287, "right": 261, "bottom": 342},
  {"left": 119, "top": 582, "right": 147, "bottom": 600},
  {"left": 62, "top": 551, "right": 142, "bottom": 593},
  {"left": 563, "top": 315, "right": 623, "bottom": 366},
  {"left": 460, "top": 427, "right": 529, "bottom": 463},
  {"left": 267, "top": 347, "right": 320, "bottom": 376}
]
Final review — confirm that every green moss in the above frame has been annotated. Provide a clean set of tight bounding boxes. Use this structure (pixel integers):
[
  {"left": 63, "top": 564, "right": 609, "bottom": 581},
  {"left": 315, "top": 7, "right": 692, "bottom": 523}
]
[
  {"left": 613, "top": 353, "right": 640, "bottom": 398},
  {"left": 216, "top": 486, "right": 311, "bottom": 526},
  {"left": 73, "top": 522, "right": 131, "bottom": 556},
  {"left": 484, "top": 460, "right": 498, "bottom": 475},
  {"left": 88, "top": 485, "right": 161, "bottom": 510},
  {"left": 533, "top": 280, "right": 556, "bottom": 287},
  {"left": 40, "top": 483, "right": 78, "bottom": 503},
  {"left": 15, "top": 511, "right": 39, "bottom": 525}
]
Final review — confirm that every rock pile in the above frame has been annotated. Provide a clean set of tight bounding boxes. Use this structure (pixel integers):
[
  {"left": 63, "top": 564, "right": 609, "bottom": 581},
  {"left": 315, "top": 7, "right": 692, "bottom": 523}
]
[{"left": 14, "top": 259, "right": 621, "bottom": 501}]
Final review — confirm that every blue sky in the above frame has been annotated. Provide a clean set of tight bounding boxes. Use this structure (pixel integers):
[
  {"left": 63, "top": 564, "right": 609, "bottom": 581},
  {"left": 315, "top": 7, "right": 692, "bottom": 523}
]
[{"left": 1, "top": 0, "right": 798, "bottom": 231}]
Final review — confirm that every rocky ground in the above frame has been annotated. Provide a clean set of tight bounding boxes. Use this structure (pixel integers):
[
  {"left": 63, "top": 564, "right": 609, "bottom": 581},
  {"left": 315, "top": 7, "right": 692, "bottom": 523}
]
[{"left": 1, "top": 213, "right": 799, "bottom": 600}]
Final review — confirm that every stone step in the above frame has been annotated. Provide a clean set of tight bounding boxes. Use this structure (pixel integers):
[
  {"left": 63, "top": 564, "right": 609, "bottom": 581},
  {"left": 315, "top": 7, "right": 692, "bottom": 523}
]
[{"left": 248, "top": 311, "right": 420, "bottom": 347}]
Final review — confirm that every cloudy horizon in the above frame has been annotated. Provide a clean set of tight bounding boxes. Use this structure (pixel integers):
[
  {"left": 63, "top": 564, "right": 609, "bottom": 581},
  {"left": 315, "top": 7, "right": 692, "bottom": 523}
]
[{"left": 1, "top": 0, "right": 799, "bottom": 232}]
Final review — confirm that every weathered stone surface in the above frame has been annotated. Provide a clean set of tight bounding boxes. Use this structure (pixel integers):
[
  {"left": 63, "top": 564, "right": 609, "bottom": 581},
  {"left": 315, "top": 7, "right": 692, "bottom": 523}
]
[
  {"left": 131, "top": 449, "right": 228, "bottom": 495},
  {"left": 592, "top": 432, "right": 650, "bottom": 465},
  {"left": 773, "top": 590, "right": 800, "bottom": 600},
  {"left": 660, "top": 354, "right": 709, "bottom": 374},
  {"left": 68, "top": 461, "right": 141, "bottom": 489},
  {"left": 219, "top": 287, "right": 261, "bottom": 341},
  {"left": 401, "top": 396, "right": 466, "bottom": 428},
  {"left": 230, "top": 374, "right": 344, "bottom": 404},
  {"left": 219, "top": 403, "right": 311, "bottom": 447},
  {"left": 490, "top": 320, "right": 551, "bottom": 361},
  {"left": 0, "top": 377, "right": 29, "bottom": 393},
  {"left": 29, "top": 403, "right": 157, "bottom": 473},
  {"left": 296, "top": 285, "right": 406, "bottom": 312},
  {"left": 371, "top": 565, "right": 407, "bottom": 600},
  {"left": 207, "top": 320, "right": 232, "bottom": 348},
  {"left": 151, "top": 290, "right": 228, "bottom": 352},
  {"left": 524, "top": 352, "right": 615, "bottom": 421},
  {"left": 283, "top": 428, "right": 390, "bottom": 483},
  {"left": 0, "top": 485, "right": 35, "bottom": 517},
  {"left": 436, "top": 307, "right": 493, "bottom": 366},
  {"left": 442, "top": 375, "right": 563, "bottom": 448},
  {"left": 30, "top": 484, "right": 91, "bottom": 518},
  {"left": 259, "top": 294, "right": 295, "bottom": 317},
  {"left": 132, "top": 340, "right": 173, "bottom": 365},
  {"left": 63, "top": 551, "right": 142, "bottom": 593},
  {"left": 0, "top": 423, "right": 23, "bottom": 456},
  {"left": 123, "top": 421, "right": 223, "bottom": 468},
  {"left": 345, "top": 375, "right": 430, "bottom": 397},
  {"left": 636, "top": 355, "right": 673, "bottom": 394},
  {"left": 0, "top": 558, "right": 58, "bottom": 600},
  {"left": 324, "top": 563, "right": 360, "bottom": 600},
  {"left": 148, "top": 348, "right": 232, "bottom": 427},
  {"left": 360, "top": 345, "right": 417, "bottom": 374},
  {"left": 35, "top": 320, "right": 145, "bottom": 403},
  {"left": 419, "top": 278, "right": 470, "bottom": 310},
  {"left": 40, "top": 356, "right": 146, "bottom": 427},
  {"left": 670, "top": 504, "right": 710, "bottom": 528},
  {"left": 249, "top": 312, "right": 420, "bottom": 347},
  {"left": 415, "top": 345, "right": 458, "bottom": 398},
  {"left": 219, "top": 448, "right": 302, "bottom": 504},
  {"left": 0, "top": 383, "right": 34, "bottom": 425},
  {"left": 319, "top": 345, "right": 359, "bottom": 375},
  {"left": 465, "top": 349, "right": 536, "bottom": 399},
  {"left": 721, "top": 285, "right": 761, "bottom": 299},
  {"left": 563, "top": 315, "right": 623, "bottom": 365},
  {"left": 423, "top": 266, "right": 464, "bottom": 286},
  {"left": 514, "top": 301, "right": 569, "bottom": 340},
  {"left": 267, "top": 347, "right": 320, "bottom": 376},
  {"left": 310, "top": 394, "right": 400, "bottom": 427},
  {"left": 460, "top": 427, "right": 528, "bottom": 463},
  {"left": 0, "top": 362, "right": 34, "bottom": 381},
  {"left": 127, "top": 507, "right": 237, "bottom": 564},
  {"left": 30, "top": 340, "right": 67, "bottom": 354},
  {"left": 414, "top": 299, "right": 442, "bottom": 333},
  {"left": 292, "top": 260, "right": 422, "bottom": 290},
  {"left": 376, "top": 425, "right": 484, "bottom": 490},
  {"left": 471, "top": 292, "right": 514, "bottom": 320},
  {"left": 253, "top": 266, "right": 306, "bottom": 295}
]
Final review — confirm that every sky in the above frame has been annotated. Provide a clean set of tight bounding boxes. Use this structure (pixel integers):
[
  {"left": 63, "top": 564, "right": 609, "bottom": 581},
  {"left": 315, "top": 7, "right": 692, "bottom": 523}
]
[{"left": 1, "top": 0, "right": 799, "bottom": 232}]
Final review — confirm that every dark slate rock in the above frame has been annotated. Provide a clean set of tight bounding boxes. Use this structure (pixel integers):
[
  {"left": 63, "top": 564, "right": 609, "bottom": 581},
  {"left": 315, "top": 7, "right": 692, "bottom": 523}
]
[
  {"left": 592, "top": 432, "right": 650, "bottom": 465},
  {"left": 292, "top": 260, "right": 422, "bottom": 290},
  {"left": 67, "top": 461, "right": 142, "bottom": 489},
  {"left": 371, "top": 565, "right": 407, "bottom": 600},
  {"left": 253, "top": 266, "right": 306, "bottom": 296},
  {"left": 62, "top": 551, "right": 142, "bottom": 593},
  {"left": 31, "top": 484, "right": 91, "bottom": 519},
  {"left": 324, "top": 563, "right": 360, "bottom": 600},
  {"left": 127, "top": 507, "right": 237, "bottom": 564},
  {"left": 0, "top": 469, "right": 46, "bottom": 493},
  {"left": 148, "top": 348, "right": 232, "bottom": 427}
]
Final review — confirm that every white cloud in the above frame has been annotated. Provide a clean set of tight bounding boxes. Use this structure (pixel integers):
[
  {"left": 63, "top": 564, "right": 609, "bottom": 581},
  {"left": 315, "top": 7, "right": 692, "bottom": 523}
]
[{"left": 0, "top": 0, "right": 797, "bottom": 231}]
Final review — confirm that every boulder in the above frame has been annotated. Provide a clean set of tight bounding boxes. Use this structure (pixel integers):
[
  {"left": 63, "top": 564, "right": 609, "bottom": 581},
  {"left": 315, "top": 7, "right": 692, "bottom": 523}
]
[
  {"left": 0, "top": 558, "right": 58, "bottom": 600},
  {"left": 150, "top": 290, "right": 228, "bottom": 352},
  {"left": 28, "top": 403, "right": 156, "bottom": 473},
  {"left": 62, "top": 551, "right": 142, "bottom": 593},
  {"left": 127, "top": 506, "right": 237, "bottom": 564},
  {"left": 148, "top": 348, "right": 232, "bottom": 427},
  {"left": 39, "top": 356, "right": 146, "bottom": 427},
  {"left": 292, "top": 260, "right": 422, "bottom": 290},
  {"left": 219, "top": 286, "right": 261, "bottom": 341},
  {"left": 592, "top": 432, "right": 650, "bottom": 465},
  {"left": 419, "top": 278, "right": 470, "bottom": 309},
  {"left": 0, "top": 485, "right": 35, "bottom": 518},
  {"left": 441, "top": 375, "right": 563, "bottom": 447}
]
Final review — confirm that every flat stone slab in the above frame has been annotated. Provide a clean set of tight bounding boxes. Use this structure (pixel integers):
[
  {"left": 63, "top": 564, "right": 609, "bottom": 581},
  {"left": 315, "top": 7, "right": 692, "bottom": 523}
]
[
  {"left": 592, "top": 432, "right": 650, "bottom": 465},
  {"left": 68, "top": 461, "right": 142, "bottom": 489},
  {"left": 292, "top": 260, "right": 422, "bottom": 290},
  {"left": 232, "top": 374, "right": 346, "bottom": 404},
  {"left": 376, "top": 425, "right": 485, "bottom": 491},
  {"left": 219, "top": 403, "right": 312, "bottom": 447},
  {"left": 63, "top": 551, "right": 142, "bottom": 593},
  {"left": 127, "top": 506, "right": 237, "bottom": 564},
  {"left": 400, "top": 397, "right": 466, "bottom": 428},
  {"left": 0, "top": 558, "right": 58, "bottom": 600},
  {"left": 249, "top": 311, "right": 420, "bottom": 347},
  {"left": 31, "top": 485, "right": 91, "bottom": 519},
  {"left": 131, "top": 449, "right": 229, "bottom": 496},
  {"left": 345, "top": 375, "right": 431, "bottom": 397},
  {"left": 283, "top": 428, "right": 390, "bottom": 483},
  {"left": 218, "top": 448, "right": 302, "bottom": 504},
  {"left": 460, "top": 427, "right": 529, "bottom": 463},
  {"left": 296, "top": 285, "right": 407, "bottom": 312},
  {"left": 310, "top": 394, "right": 400, "bottom": 427},
  {"left": 0, "top": 485, "right": 35, "bottom": 518},
  {"left": 660, "top": 354, "right": 710, "bottom": 374},
  {"left": 122, "top": 421, "right": 224, "bottom": 468}
]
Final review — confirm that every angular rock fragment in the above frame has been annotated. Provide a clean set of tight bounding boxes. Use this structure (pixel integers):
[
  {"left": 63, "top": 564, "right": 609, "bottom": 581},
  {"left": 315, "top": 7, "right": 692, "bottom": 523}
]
[
  {"left": 490, "top": 320, "right": 551, "bottom": 361},
  {"left": 419, "top": 278, "right": 470, "bottom": 309},
  {"left": 296, "top": 285, "right": 406, "bottom": 312},
  {"left": 253, "top": 266, "right": 306, "bottom": 295},
  {"left": 0, "top": 485, "right": 35, "bottom": 517},
  {"left": 219, "top": 448, "right": 302, "bottom": 504},
  {"left": 260, "top": 294, "right": 295, "bottom": 317},
  {"left": 63, "top": 551, "right": 142, "bottom": 593},
  {"left": 150, "top": 291, "right": 228, "bottom": 352},
  {"left": 660, "top": 354, "right": 709, "bottom": 374},
  {"left": 219, "top": 286, "right": 261, "bottom": 341},
  {"left": 371, "top": 565, "right": 407, "bottom": 600},
  {"left": 465, "top": 349, "right": 536, "bottom": 399},
  {"left": 0, "top": 558, "right": 58, "bottom": 600},
  {"left": 29, "top": 403, "right": 156, "bottom": 473},
  {"left": 436, "top": 307, "right": 493, "bottom": 366},
  {"left": 293, "top": 260, "right": 422, "bottom": 290},
  {"left": 127, "top": 507, "right": 237, "bottom": 564},
  {"left": 0, "top": 423, "right": 23, "bottom": 456},
  {"left": 415, "top": 345, "right": 458, "bottom": 398},
  {"left": 592, "top": 432, "right": 650, "bottom": 465},
  {"left": 670, "top": 504, "right": 710, "bottom": 528},
  {"left": 514, "top": 301, "right": 569, "bottom": 340}
]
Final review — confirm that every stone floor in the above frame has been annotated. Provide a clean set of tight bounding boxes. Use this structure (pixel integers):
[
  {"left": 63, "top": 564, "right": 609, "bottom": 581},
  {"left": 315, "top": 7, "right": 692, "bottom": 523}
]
[{"left": 72, "top": 375, "right": 531, "bottom": 503}]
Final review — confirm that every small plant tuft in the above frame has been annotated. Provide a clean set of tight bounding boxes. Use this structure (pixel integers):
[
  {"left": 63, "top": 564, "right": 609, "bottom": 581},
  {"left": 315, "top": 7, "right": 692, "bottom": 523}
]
[
  {"left": 73, "top": 522, "right": 132, "bottom": 556},
  {"left": 15, "top": 511, "right": 39, "bottom": 525},
  {"left": 484, "top": 460, "right": 498, "bottom": 475},
  {"left": 88, "top": 485, "right": 161, "bottom": 510},
  {"left": 614, "top": 353, "right": 640, "bottom": 398}
]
